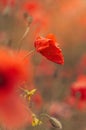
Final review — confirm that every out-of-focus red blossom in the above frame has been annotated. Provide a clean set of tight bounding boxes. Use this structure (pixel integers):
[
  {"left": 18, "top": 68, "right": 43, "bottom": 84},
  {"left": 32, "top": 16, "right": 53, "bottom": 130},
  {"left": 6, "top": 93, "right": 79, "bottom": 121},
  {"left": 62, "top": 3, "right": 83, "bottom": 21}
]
[
  {"left": 23, "top": 1, "right": 40, "bottom": 14},
  {"left": 34, "top": 34, "right": 64, "bottom": 64},
  {"left": 0, "top": 48, "right": 30, "bottom": 102},
  {"left": 22, "top": 1, "right": 49, "bottom": 33},
  {"left": 48, "top": 102, "right": 72, "bottom": 119},
  {"left": 66, "top": 75, "right": 86, "bottom": 111},
  {"left": 32, "top": 92, "right": 43, "bottom": 110},
  {"left": 0, "top": 95, "right": 32, "bottom": 130},
  {"left": 0, "top": 48, "right": 33, "bottom": 129},
  {"left": 36, "top": 58, "right": 56, "bottom": 76}
]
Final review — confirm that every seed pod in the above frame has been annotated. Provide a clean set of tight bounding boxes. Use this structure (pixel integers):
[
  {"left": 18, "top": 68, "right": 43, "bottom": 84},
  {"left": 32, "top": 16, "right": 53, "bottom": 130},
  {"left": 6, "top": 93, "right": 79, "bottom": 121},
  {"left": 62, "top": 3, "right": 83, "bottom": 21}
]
[
  {"left": 40, "top": 113, "right": 62, "bottom": 129},
  {"left": 49, "top": 117, "right": 62, "bottom": 129},
  {"left": 23, "top": 12, "right": 33, "bottom": 25}
]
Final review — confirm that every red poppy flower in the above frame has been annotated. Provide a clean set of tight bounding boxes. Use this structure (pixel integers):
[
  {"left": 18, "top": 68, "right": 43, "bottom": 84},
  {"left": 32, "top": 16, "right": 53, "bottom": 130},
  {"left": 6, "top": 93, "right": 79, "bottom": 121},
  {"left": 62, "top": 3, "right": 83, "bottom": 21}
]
[
  {"left": 0, "top": 48, "right": 30, "bottom": 102},
  {"left": 71, "top": 75, "right": 86, "bottom": 101},
  {"left": 66, "top": 75, "right": 86, "bottom": 111},
  {"left": 23, "top": 1, "right": 40, "bottom": 14},
  {"left": 22, "top": 1, "right": 49, "bottom": 33},
  {"left": 22, "top": 1, "right": 47, "bottom": 24},
  {"left": 34, "top": 34, "right": 64, "bottom": 64},
  {"left": 0, "top": 48, "right": 33, "bottom": 129}
]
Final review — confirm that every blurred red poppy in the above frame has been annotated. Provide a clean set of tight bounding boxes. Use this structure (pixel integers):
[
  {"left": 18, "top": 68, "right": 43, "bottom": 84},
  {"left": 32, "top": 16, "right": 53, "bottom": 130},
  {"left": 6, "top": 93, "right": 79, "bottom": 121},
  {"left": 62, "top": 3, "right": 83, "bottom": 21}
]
[
  {"left": 34, "top": 34, "right": 64, "bottom": 64},
  {"left": 0, "top": 48, "right": 33, "bottom": 129},
  {"left": 66, "top": 75, "right": 86, "bottom": 111},
  {"left": 0, "top": 48, "right": 29, "bottom": 102},
  {"left": 22, "top": 1, "right": 49, "bottom": 33}
]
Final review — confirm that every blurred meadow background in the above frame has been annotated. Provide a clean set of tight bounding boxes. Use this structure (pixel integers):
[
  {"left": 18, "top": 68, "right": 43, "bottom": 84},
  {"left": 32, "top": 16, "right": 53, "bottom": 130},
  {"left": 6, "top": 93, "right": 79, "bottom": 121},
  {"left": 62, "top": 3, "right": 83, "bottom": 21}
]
[{"left": 0, "top": 0, "right": 86, "bottom": 130}]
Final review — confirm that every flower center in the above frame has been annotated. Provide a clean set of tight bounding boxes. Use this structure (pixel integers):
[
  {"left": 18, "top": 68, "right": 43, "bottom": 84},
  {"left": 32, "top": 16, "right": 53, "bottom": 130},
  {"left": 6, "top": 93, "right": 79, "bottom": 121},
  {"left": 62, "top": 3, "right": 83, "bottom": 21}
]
[{"left": 0, "top": 73, "right": 8, "bottom": 88}]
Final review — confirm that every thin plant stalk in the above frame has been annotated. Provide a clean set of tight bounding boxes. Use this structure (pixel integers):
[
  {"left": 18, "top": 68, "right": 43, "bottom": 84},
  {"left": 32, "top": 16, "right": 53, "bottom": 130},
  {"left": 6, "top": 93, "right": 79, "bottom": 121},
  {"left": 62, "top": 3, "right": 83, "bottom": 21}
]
[
  {"left": 18, "top": 26, "right": 30, "bottom": 51},
  {"left": 17, "top": 14, "right": 33, "bottom": 51},
  {"left": 23, "top": 49, "right": 35, "bottom": 60}
]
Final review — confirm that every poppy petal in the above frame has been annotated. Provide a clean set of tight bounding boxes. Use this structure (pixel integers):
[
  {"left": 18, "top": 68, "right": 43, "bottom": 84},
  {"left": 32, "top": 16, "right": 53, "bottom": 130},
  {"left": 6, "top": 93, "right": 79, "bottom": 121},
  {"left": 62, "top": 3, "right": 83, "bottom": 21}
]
[{"left": 34, "top": 34, "right": 64, "bottom": 64}]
